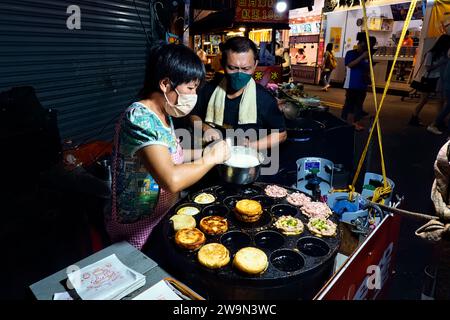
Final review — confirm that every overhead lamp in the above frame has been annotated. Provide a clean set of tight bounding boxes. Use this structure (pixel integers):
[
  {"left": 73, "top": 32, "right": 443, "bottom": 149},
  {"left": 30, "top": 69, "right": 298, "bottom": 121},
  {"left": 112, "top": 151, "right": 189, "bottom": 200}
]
[
  {"left": 275, "top": 1, "right": 288, "bottom": 13},
  {"left": 239, "top": 27, "right": 246, "bottom": 32}
]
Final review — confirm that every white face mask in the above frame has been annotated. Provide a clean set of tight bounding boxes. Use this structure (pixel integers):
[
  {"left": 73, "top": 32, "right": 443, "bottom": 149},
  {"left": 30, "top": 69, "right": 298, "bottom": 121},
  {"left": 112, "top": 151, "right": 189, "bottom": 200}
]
[{"left": 163, "top": 88, "right": 198, "bottom": 118}]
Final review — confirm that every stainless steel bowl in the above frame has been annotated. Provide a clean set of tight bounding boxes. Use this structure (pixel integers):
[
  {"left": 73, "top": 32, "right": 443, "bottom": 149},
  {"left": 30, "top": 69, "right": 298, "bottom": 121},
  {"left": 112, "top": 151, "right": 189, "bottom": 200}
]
[{"left": 217, "top": 146, "right": 265, "bottom": 185}]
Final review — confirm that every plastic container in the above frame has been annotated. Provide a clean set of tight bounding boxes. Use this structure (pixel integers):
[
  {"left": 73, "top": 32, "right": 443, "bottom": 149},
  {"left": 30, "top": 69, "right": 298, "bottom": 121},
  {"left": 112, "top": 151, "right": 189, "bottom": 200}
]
[
  {"left": 326, "top": 192, "right": 368, "bottom": 224},
  {"left": 360, "top": 172, "right": 395, "bottom": 205}
]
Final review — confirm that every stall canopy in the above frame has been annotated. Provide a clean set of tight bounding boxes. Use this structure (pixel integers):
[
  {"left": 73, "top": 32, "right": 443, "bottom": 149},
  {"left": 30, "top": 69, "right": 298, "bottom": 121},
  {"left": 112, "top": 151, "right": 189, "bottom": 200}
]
[
  {"left": 190, "top": 9, "right": 235, "bottom": 34},
  {"left": 323, "top": 0, "right": 417, "bottom": 13},
  {"left": 190, "top": 9, "right": 290, "bottom": 34}
]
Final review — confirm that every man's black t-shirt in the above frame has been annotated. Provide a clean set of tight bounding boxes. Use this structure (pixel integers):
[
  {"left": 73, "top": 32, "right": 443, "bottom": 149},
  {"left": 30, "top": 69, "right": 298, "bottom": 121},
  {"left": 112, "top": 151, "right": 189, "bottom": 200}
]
[{"left": 192, "top": 75, "right": 286, "bottom": 134}]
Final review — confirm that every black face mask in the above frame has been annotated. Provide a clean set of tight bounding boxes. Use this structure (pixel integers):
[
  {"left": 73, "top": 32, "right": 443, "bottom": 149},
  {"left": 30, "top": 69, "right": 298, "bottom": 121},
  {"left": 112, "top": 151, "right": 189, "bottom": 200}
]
[{"left": 225, "top": 72, "right": 252, "bottom": 91}]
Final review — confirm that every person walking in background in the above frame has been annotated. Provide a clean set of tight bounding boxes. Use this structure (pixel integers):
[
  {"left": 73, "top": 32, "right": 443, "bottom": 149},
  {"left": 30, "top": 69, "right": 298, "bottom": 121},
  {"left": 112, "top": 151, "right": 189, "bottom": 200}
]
[
  {"left": 427, "top": 47, "right": 450, "bottom": 135},
  {"left": 294, "top": 48, "right": 307, "bottom": 64},
  {"left": 321, "top": 43, "right": 337, "bottom": 92},
  {"left": 275, "top": 43, "right": 292, "bottom": 83},
  {"left": 341, "top": 35, "right": 377, "bottom": 131},
  {"left": 408, "top": 35, "right": 450, "bottom": 129}
]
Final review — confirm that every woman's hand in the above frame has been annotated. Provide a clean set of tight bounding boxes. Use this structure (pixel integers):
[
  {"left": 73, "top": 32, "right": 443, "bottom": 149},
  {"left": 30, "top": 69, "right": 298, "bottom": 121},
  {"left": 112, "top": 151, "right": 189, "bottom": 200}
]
[{"left": 203, "top": 140, "right": 231, "bottom": 165}]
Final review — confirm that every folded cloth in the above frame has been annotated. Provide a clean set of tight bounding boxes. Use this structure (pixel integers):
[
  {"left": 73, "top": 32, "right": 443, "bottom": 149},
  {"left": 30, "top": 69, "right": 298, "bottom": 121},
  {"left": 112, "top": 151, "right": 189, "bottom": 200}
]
[
  {"left": 205, "top": 77, "right": 257, "bottom": 127},
  {"left": 415, "top": 219, "right": 450, "bottom": 242}
]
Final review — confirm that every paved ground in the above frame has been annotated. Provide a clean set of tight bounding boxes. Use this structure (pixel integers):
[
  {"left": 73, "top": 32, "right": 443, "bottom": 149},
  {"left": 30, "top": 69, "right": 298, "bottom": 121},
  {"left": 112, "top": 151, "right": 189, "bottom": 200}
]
[
  {"left": 2, "top": 84, "right": 448, "bottom": 300},
  {"left": 304, "top": 84, "right": 448, "bottom": 299}
]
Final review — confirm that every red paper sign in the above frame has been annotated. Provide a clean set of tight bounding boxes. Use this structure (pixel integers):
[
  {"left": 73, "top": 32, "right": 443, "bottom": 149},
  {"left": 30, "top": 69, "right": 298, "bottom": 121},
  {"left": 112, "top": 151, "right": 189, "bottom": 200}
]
[
  {"left": 254, "top": 66, "right": 282, "bottom": 86},
  {"left": 235, "top": 0, "right": 289, "bottom": 23},
  {"left": 317, "top": 40, "right": 324, "bottom": 66},
  {"left": 316, "top": 214, "right": 402, "bottom": 300}
]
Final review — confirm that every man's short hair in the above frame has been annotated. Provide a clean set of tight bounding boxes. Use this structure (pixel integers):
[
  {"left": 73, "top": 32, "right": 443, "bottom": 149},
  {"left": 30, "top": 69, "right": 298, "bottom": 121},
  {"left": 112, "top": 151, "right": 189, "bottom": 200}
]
[
  {"left": 220, "top": 36, "right": 259, "bottom": 66},
  {"left": 356, "top": 32, "right": 377, "bottom": 49}
]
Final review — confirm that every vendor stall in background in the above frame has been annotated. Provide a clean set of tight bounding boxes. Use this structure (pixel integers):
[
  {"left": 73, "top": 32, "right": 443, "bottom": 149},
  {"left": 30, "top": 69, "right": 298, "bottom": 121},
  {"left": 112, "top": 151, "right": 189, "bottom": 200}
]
[
  {"left": 189, "top": 1, "right": 290, "bottom": 85},
  {"left": 286, "top": 0, "right": 325, "bottom": 84},
  {"left": 322, "top": 0, "right": 424, "bottom": 92},
  {"left": 290, "top": 34, "right": 323, "bottom": 84}
]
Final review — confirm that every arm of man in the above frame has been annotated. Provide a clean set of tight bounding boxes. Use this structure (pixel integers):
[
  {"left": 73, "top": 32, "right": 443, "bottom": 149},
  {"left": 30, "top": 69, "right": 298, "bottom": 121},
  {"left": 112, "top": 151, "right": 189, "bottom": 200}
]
[
  {"left": 138, "top": 142, "right": 229, "bottom": 194},
  {"left": 189, "top": 80, "right": 222, "bottom": 143},
  {"left": 346, "top": 51, "right": 368, "bottom": 69},
  {"left": 190, "top": 114, "right": 209, "bottom": 132},
  {"left": 249, "top": 87, "right": 287, "bottom": 150},
  {"left": 249, "top": 131, "right": 287, "bottom": 150},
  {"left": 190, "top": 114, "right": 222, "bottom": 143}
]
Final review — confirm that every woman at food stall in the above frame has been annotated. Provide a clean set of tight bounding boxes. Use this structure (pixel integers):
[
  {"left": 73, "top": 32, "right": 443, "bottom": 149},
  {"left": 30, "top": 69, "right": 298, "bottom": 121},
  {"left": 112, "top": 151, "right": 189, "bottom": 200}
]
[
  {"left": 106, "top": 42, "right": 230, "bottom": 250},
  {"left": 294, "top": 48, "right": 307, "bottom": 65},
  {"left": 402, "top": 30, "right": 414, "bottom": 47}
]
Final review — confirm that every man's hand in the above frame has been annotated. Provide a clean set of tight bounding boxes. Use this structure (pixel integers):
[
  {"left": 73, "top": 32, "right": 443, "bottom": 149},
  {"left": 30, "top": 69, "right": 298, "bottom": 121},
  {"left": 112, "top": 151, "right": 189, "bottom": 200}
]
[
  {"left": 360, "top": 51, "right": 369, "bottom": 59},
  {"left": 347, "top": 51, "right": 369, "bottom": 68},
  {"left": 203, "top": 140, "right": 231, "bottom": 165},
  {"left": 275, "top": 98, "right": 287, "bottom": 112},
  {"left": 247, "top": 131, "right": 287, "bottom": 151},
  {"left": 203, "top": 126, "right": 222, "bottom": 143}
]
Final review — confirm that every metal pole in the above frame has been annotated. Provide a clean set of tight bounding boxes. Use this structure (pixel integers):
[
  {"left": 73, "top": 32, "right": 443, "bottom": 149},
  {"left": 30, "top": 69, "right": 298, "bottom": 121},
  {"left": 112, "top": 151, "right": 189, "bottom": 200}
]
[
  {"left": 373, "top": 202, "right": 436, "bottom": 221},
  {"left": 315, "top": 12, "right": 325, "bottom": 85},
  {"left": 271, "top": 28, "right": 276, "bottom": 56},
  {"left": 341, "top": 11, "right": 349, "bottom": 58}
]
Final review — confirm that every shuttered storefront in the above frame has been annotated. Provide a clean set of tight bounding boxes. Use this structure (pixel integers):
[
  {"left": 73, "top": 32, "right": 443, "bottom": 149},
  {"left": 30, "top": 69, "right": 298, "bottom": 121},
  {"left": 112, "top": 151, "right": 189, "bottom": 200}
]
[{"left": 0, "top": 0, "right": 152, "bottom": 144}]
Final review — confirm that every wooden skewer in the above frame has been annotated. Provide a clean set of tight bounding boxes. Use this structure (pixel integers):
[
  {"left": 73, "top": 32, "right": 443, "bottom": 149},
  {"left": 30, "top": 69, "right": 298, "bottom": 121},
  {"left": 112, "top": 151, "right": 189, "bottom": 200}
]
[{"left": 370, "top": 202, "right": 437, "bottom": 221}]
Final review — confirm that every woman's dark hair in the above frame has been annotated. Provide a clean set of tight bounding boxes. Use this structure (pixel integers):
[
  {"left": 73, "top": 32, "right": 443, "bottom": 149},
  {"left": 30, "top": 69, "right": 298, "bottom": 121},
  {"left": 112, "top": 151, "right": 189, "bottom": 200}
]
[
  {"left": 220, "top": 36, "right": 259, "bottom": 66},
  {"left": 326, "top": 43, "right": 333, "bottom": 52},
  {"left": 139, "top": 42, "right": 205, "bottom": 98}
]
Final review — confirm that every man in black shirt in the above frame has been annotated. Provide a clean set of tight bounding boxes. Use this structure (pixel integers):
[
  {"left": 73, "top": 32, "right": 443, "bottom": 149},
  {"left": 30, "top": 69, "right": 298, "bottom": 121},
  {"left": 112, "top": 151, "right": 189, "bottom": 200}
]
[{"left": 189, "top": 36, "right": 287, "bottom": 150}]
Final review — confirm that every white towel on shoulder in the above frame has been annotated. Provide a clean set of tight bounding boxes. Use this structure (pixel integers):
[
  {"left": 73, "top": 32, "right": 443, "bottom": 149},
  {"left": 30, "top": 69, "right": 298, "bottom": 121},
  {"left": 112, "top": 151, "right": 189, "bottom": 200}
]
[{"left": 205, "top": 77, "right": 257, "bottom": 127}]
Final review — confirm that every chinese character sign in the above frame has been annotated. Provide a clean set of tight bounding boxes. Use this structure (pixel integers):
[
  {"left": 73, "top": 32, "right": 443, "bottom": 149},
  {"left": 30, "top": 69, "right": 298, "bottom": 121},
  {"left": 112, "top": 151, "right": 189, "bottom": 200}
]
[
  {"left": 235, "top": 0, "right": 288, "bottom": 23},
  {"left": 254, "top": 66, "right": 282, "bottom": 86},
  {"left": 316, "top": 214, "right": 401, "bottom": 300}
]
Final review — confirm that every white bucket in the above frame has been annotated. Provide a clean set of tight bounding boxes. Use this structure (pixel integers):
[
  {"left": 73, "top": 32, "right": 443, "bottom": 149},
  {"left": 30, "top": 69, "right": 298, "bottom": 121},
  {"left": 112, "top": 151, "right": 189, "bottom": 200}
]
[{"left": 360, "top": 172, "right": 395, "bottom": 205}]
